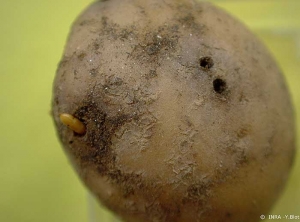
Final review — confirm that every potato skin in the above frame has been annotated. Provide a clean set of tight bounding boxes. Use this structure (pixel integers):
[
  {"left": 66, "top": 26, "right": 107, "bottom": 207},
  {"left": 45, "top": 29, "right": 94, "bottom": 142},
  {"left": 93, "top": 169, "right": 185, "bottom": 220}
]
[{"left": 52, "top": 0, "right": 295, "bottom": 221}]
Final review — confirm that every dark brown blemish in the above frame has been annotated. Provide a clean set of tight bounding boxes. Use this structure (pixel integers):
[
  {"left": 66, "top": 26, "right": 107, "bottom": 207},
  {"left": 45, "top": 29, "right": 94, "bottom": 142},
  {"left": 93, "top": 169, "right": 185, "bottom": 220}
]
[
  {"left": 108, "top": 169, "right": 144, "bottom": 197},
  {"left": 93, "top": 42, "right": 100, "bottom": 51},
  {"left": 67, "top": 95, "right": 148, "bottom": 198},
  {"left": 102, "top": 77, "right": 123, "bottom": 92},
  {"left": 146, "top": 69, "right": 157, "bottom": 79},
  {"left": 101, "top": 16, "right": 119, "bottom": 38},
  {"left": 74, "top": 102, "right": 131, "bottom": 154},
  {"left": 89, "top": 68, "right": 98, "bottom": 76},
  {"left": 226, "top": 212, "right": 232, "bottom": 218},
  {"left": 213, "top": 78, "right": 226, "bottom": 94},
  {"left": 146, "top": 33, "right": 177, "bottom": 56},
  {"left": 177, "top": 10, "right": 205, "bottom": 34},
  {"left": 128, "top": 28, "right": 179, "bottom": 68},
  {"left": 146, "top": 43, "right": 160, "bottom": 55},
  {"left": 183, "top": 180, "right": 212, "bottom": 206},
  {"left": 200, "top": 56, "right": 214, "bottom": 69},
  {"left": 238, "top": 150, "right": 249, "bottom": 165},
  {"left": 119, "top": 28, "right": 135, "bottom": 41},
  {"left": 222, "top": 144, "right": 249, "bottom": 167},
  {"left": 101, "top": 16, "right": 108, "bottom": 27},
  {"left": 237, "top": 127, "right": 250, "bottom": 138},
  {"left": 57, "top": 57, "right": 69, "bottom": 70},
  {"left": 178, "top": 14, "right": 195, "bottom": 28},
  {"left": 77, "top": 52, "right": 87, "bottom": 61},
  {"left": 54, "top": 96, "right": 59, "bottom": 105}
]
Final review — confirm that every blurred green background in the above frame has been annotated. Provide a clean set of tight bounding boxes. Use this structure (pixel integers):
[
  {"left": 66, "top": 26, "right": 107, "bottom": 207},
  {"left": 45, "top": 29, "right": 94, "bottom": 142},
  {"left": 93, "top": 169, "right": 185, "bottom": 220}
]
[{"left": 0, "top": 0, "right": 299, "bottom": 221}]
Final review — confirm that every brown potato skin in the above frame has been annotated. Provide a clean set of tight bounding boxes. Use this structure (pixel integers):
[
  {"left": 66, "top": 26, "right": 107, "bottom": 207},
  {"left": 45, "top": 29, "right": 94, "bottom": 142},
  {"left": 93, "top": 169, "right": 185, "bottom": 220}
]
[{"left": 52, "top": 0, "right": 295, "bottom": 221}]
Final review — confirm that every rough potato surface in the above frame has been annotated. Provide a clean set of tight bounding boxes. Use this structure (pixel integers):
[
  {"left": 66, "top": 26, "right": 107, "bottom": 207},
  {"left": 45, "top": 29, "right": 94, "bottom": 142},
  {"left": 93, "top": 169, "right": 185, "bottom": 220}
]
[{"left": 52, "top": 0, "right": 295, "bottom": 221}]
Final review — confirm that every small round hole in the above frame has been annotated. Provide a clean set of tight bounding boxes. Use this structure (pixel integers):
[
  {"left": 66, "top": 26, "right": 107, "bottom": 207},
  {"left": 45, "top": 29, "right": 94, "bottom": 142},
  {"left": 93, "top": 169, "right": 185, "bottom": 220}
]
[
  {"left": 213, "top": 78, "right": 226, "bottom": 94},
  {"left": 200, "top": 57, "right": 214, "bottom": 69}
]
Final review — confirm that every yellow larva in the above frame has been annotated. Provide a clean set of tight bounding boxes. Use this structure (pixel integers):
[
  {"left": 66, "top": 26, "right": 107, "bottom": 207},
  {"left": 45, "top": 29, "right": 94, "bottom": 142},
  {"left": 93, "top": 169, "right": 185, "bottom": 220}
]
[{"left": 59, "top": 113, "right": 86, "bottom": 135}]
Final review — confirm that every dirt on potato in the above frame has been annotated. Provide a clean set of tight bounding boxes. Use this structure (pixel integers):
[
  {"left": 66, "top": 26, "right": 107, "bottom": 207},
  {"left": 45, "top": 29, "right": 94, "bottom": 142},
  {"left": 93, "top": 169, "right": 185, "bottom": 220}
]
[{"left": 52, "top": 0, "right": 295, "bottom": 221}]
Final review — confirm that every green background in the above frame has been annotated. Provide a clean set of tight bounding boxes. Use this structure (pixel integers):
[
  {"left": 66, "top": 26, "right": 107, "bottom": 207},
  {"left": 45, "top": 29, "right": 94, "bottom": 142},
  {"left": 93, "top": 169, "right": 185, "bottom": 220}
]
[{"left": 0, "top": 0, "right": 299, "bottom": 221}]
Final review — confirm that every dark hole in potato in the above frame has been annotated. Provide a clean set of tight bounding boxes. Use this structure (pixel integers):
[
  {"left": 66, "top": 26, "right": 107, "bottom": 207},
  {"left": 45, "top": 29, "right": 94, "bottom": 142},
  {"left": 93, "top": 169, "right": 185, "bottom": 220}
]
[
  {"left": 213, "top": 78, "right": 226, "bottom": 93},
  {"left": 200, "top": 57, "right": 214, "bottom": 69}
]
